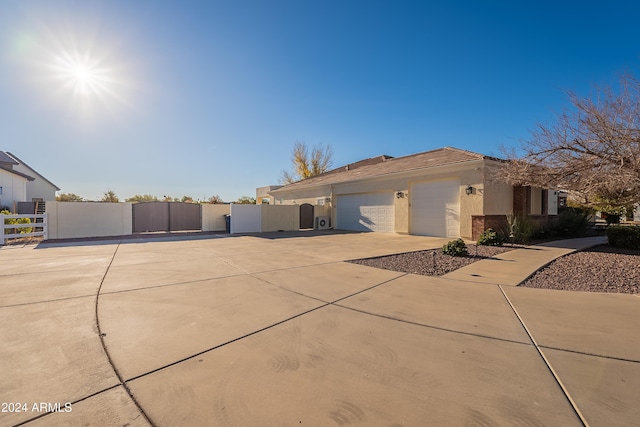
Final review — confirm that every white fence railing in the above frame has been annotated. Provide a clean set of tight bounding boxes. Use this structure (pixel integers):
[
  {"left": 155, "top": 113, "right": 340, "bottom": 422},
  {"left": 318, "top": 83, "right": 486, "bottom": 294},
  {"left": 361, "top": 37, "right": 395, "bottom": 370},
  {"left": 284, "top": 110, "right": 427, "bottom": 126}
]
[{"left": 1, "top": 213, "right": 47, "bottom": 245}]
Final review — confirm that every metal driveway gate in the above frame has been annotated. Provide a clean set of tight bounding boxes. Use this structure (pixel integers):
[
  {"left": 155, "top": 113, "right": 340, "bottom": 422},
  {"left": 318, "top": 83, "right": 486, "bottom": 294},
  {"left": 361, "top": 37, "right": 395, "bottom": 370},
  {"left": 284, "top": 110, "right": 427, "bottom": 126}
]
[{"left": 133, "top": 202, "right": 202, "bottom": 233}]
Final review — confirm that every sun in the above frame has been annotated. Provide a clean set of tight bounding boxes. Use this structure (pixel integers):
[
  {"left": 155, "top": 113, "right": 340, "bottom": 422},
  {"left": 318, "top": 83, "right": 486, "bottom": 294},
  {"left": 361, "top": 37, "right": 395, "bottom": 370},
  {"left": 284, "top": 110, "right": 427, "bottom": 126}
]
[
  {"left": 52, "top": 52, "right": 110, "bottom": 98},
  {"left": 11, "top": 16, "right": 134, "bottom": 121}
]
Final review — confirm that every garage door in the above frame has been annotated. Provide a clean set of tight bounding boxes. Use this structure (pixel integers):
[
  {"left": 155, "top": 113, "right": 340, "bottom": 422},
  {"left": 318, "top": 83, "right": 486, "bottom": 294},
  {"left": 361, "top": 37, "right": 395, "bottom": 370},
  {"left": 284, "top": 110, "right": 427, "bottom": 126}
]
[
  {"left": 337, "top": 193, "right": 394, "bottom": 232},
  {"left": 411, "top": 179, "right": 460, "bottom": 237}
]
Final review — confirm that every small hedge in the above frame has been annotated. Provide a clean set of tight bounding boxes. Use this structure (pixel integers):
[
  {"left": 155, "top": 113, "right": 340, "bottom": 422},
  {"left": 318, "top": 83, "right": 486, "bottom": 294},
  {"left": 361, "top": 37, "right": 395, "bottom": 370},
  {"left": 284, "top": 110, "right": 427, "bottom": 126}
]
[
  {"left": 477, "top": 228, "right": 503, "bottom": 246},
  {"left": 1, "top": 209, "right": 33, "bottom": 235},
  {"left": 442, "top": 238, "right": 468, "bottom": 257},
  {"left": 607, "top": 226, "right": 640, "bottom": 250}
]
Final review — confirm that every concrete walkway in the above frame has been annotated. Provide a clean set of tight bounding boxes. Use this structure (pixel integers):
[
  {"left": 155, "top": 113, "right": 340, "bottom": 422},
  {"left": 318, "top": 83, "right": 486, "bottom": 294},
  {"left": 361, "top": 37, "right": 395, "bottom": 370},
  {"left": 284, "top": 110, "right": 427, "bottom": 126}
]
[{"left": 1, "top": 233, "right": 638, "bottom": 426}]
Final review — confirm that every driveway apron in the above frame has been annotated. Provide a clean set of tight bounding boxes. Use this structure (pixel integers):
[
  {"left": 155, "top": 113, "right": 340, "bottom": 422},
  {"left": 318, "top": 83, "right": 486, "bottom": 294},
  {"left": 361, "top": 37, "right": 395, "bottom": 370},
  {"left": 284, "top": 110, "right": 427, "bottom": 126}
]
[{"left": 1, "top": 233, "right": 636, "bottom": 426}]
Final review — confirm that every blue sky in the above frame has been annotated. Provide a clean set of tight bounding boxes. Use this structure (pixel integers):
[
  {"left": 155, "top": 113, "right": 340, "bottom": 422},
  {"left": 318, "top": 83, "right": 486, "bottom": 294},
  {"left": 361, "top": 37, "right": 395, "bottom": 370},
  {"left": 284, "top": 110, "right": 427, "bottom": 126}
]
[{"left": 1, "top": 1, "right": 639, "bottom": 202}]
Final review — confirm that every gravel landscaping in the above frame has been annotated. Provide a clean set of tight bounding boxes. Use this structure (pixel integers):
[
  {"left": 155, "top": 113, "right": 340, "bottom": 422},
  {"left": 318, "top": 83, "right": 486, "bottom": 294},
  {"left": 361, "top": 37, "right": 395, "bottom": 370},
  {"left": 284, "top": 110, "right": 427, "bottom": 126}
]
[
  {"left": 520, "top": 244, "right": 640, "bottom": 294},
  {"left": 348, "top": 244, "right": 520, "bottom": 276},
  {"left": 349, "top": 243, "right": 640, "bottom": 294}
]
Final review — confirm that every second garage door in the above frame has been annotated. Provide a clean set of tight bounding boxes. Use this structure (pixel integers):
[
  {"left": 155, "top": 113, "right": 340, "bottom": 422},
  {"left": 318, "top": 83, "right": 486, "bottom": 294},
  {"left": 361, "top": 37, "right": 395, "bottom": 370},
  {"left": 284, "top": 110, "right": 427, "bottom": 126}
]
[
  {"left": 336, "top": 193, "right": 394, "bottom": 232},
  {"left": 411, "top": 179, "right": 460, "bottom": 237}
]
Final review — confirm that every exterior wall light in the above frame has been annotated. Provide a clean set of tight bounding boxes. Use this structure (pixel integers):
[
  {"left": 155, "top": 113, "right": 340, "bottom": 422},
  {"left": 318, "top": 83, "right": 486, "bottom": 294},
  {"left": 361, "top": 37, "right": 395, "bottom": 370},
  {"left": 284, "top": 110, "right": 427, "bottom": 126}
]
[
  {"left": 396, "top": 191, "right": 405, "bottom": 199},
  {"left": 465, "top": 186, "right": 474, "bottom": 195}
]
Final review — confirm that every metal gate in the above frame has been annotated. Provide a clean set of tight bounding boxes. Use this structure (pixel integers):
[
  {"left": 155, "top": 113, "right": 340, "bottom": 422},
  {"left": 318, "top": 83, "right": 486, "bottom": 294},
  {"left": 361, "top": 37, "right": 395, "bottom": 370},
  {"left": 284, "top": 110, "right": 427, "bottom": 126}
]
[
  {"left": 132, "top": 202, "right": 202, "bottom": 233},
  {"left": 300, "top": 203, "right": 314, "bottom": 229}
]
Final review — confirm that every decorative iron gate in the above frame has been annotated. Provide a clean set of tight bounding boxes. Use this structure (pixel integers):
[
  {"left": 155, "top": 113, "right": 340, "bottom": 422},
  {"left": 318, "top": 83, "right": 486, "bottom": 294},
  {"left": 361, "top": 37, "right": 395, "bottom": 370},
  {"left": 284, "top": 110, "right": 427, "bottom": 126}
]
[{"left": 132, "top": 202, "right": 202, "bottom": 233}]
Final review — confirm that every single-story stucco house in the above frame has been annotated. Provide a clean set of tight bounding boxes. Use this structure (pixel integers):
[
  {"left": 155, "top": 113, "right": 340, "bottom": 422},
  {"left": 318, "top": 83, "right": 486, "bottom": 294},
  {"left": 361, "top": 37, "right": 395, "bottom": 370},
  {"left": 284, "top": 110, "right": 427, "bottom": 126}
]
[
  {"left": 265, "top": 147, "right": 560, "bottom": 240},
  {"left": 0, "top": 151, "right": 60, "bottom": 212}
]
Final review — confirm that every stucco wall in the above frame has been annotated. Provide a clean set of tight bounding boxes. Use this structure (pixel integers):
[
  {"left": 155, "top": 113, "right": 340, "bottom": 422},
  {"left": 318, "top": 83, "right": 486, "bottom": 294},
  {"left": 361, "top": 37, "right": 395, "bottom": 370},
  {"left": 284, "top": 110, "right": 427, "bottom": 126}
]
[
  {"left": 47, "top": 201, "right": 133, "bottom": 239},
  {"left": 201, "top": 204, "right": 230, "bottom": 231},
  {"left": 394, "top": 192, "right": 409, "bottom": 233},
  {"left": 271, "top": 160, "right": 499, "bottom": 238},
  {"left": 229, "top": 204, "right": 261, "bottom": 233},
  {"left": 261, "top": 205, "right": 300, "bottom": 232}
]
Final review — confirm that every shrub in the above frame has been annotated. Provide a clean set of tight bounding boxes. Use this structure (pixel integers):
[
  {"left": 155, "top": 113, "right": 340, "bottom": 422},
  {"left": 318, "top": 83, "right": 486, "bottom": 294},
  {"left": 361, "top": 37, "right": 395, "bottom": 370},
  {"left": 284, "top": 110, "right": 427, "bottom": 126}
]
[
  {"left": 607, "top": 226, "right": 640, "bottom": 250},
  {"left": 1, "top": 209, "right": 32, "bottom": 235},
  {"left": 442, "top": 238, "right": 468, "bottom": 257},
  {"left": 477, "top": 228, "right": 503, "bottom": 246},
  {"left": 549, "top": 208, "right": 590, "bottom": 237},
  {"left": 506, "top": 214, "right": 539, "bottom": 243}
]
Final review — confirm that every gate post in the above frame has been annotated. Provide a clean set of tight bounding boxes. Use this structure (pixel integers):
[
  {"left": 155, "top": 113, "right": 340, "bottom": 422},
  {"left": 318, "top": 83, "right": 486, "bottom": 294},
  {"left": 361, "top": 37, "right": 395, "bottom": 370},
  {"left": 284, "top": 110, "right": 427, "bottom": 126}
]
[{"left": 0, "top": 213, "right": 4, "bottom": 246}]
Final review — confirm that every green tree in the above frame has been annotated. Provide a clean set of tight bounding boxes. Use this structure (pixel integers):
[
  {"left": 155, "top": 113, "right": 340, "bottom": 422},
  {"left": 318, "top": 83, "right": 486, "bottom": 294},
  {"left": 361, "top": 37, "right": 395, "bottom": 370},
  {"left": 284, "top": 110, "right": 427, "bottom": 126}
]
[
  {"left": 235, "top": 196, "right": 256, "bottom": 204},
  {"left": 101, "top": 190, "right": 119, "bottom": 202},
  {"left": 125, "top": 194, "right": 159, "bottom": 203},
  {"left": 181, "top": 195, "right": 194, "bottom": 203},
  {"left": 281, "top": 140, "right": 334, "bottom": 184},
  {"left": 56, "top": 193, "right": 83, "bottom": 202}
]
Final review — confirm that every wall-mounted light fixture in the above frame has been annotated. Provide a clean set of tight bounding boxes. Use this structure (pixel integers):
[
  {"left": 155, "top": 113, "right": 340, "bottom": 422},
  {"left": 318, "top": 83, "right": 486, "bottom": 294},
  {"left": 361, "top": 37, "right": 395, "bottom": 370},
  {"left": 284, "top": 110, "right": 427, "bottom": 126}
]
[
  {"left": 465, "top": 185, "right": 474, "bottom": 195},
  {"left": 396, "top": 191, "right": 405, "bottom": 199}
]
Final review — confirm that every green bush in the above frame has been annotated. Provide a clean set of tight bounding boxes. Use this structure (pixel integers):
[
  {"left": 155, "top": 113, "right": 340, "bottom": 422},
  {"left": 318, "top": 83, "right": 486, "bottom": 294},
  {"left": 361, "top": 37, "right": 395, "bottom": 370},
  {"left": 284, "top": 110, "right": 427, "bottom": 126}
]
[
  {"left": 545, "top": 208, "right": 590, "bottom": 237},
  {"left": 1, "top": 209, "right": 33, "bottom": 235},
  {"left": 442, "top": 238, "right": 468, "bottom": 257},
  {"left": 506, "top": 214, "right": 540, "bottom": 243},
  {"left": 477, "top": 228, "right": 503, "bottom": 246},
  {"left": 607, "top": 226, "right": 640, "bottom": 250}
]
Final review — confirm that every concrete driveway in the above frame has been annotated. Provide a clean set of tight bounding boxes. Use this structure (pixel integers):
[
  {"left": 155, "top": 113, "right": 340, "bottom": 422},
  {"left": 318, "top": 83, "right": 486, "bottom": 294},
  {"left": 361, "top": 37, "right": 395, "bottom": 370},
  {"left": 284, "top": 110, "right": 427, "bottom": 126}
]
[{"left": 1, "top": 232, "right": 638, "bottom": 426}]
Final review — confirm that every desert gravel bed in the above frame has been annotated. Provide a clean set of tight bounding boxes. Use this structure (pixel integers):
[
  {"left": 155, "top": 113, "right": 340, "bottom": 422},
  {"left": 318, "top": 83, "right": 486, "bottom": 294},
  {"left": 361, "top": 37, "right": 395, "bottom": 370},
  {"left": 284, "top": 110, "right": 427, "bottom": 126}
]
[
  {"left": 350, "top": 243, "right": 639, "bottom": 294},
  {"left": 348, "top": 244, "right": 519, "bottom": 276},
  {"left": 520, "top": 244, "right": 640, "bottom": 294}
]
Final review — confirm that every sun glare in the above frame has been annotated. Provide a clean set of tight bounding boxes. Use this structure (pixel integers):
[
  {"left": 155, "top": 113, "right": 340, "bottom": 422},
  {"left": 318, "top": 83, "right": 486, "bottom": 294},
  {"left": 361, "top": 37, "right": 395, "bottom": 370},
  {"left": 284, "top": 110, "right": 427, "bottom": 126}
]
[
  {"left": 35, "top": 30, "right": 131, "bottom": 117},
  {"left": 12, "top": 14, "right": 136, "bottom": 123},
  {"left": 52, "top": 51, "right": 111, "bottom": 98}
]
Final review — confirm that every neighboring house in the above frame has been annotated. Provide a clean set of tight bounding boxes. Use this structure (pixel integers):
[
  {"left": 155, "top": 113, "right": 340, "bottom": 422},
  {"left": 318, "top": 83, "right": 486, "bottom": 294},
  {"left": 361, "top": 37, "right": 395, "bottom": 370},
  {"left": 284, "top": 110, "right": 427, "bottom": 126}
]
[
  {"left": 266, "top": 147, "right": 559, "bottom": 240},
  {"left": 0, "top": 151, "right": 34, "bottom": 210},
  {"left": 256, "top": 185, "right": 283, "bottom": 205},
  {"left": 3, "top": 152, "right": 60, "bottom": 202},
  {"left": 0, "top": 151, "right": 59, "bottom": 212}
]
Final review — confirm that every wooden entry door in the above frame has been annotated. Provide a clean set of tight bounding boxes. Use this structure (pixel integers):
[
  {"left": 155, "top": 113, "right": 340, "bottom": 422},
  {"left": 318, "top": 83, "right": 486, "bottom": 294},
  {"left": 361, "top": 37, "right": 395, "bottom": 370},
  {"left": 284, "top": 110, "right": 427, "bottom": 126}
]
[{"left": 299, "top": 203, "right": 314, "bottom": 229}]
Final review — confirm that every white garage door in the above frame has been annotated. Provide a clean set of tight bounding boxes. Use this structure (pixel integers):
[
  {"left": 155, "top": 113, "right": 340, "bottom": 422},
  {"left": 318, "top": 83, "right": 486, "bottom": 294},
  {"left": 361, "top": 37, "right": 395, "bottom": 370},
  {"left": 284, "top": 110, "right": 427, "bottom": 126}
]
[
  {"left": 337, "top": 193, "right": 394, "bottom": 232},
  {"left": 411, "top": 179, "right": 460, "bottom": 237}
]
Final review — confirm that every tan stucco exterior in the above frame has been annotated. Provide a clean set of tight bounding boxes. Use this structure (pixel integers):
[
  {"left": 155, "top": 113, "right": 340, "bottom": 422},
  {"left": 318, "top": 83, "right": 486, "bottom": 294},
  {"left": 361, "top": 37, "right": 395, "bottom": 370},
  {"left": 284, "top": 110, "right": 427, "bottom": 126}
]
[
  {"left": 47, "top": 201, "right": 133, "bottom": 239},
  {"left": 261, "top": 205, "right": 300, "bottom": 232},
  {"left": 201, "top": 204, "right": 231, "bottom": 231},
  {"left": 263, "top": 156, "right": 540, "bottom": 239}
]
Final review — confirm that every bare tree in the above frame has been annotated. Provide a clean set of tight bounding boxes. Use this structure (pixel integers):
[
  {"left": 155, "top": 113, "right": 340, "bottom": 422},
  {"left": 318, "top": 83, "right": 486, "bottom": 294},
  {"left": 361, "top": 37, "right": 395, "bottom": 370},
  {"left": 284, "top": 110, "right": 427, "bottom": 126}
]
[
  {"left": 500, "top": 75, "right": 640, "bottom": 208},
  {"left": 281, "top": 140, "right": 334, "bottom": 184},
  {"left": 207, "top": 195, "right": 224, "bottom": 204}
]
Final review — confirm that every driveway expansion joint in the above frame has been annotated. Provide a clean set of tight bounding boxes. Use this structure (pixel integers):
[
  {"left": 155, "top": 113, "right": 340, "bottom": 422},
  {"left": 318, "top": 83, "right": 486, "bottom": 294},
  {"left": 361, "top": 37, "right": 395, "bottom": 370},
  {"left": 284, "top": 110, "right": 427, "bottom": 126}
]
[
  {"left": 12, "top": 384, "right": 122, "bottom": 427},
  {"left": 95, "top": 242, "right": 156, "bottom": 427},
  {"left": 537, "top": 345, "right": 640, "bottom": 364},
  {"left": 498, "top": 285, "right": 589, "bottom": 427}
]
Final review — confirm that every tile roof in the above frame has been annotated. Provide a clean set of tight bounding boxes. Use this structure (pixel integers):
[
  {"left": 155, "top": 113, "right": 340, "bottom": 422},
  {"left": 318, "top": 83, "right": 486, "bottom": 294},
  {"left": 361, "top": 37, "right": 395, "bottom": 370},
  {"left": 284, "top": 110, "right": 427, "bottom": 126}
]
[{"left": 271, "top": 147, "right": 496, "bottom": 194}]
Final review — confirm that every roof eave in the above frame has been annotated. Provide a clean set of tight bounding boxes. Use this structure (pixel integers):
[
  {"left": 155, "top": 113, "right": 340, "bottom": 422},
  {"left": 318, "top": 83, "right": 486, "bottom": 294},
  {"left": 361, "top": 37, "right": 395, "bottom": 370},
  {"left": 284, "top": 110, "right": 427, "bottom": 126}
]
[{"left": 270, "top": 158, "right": 488, "bottom": 194}]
